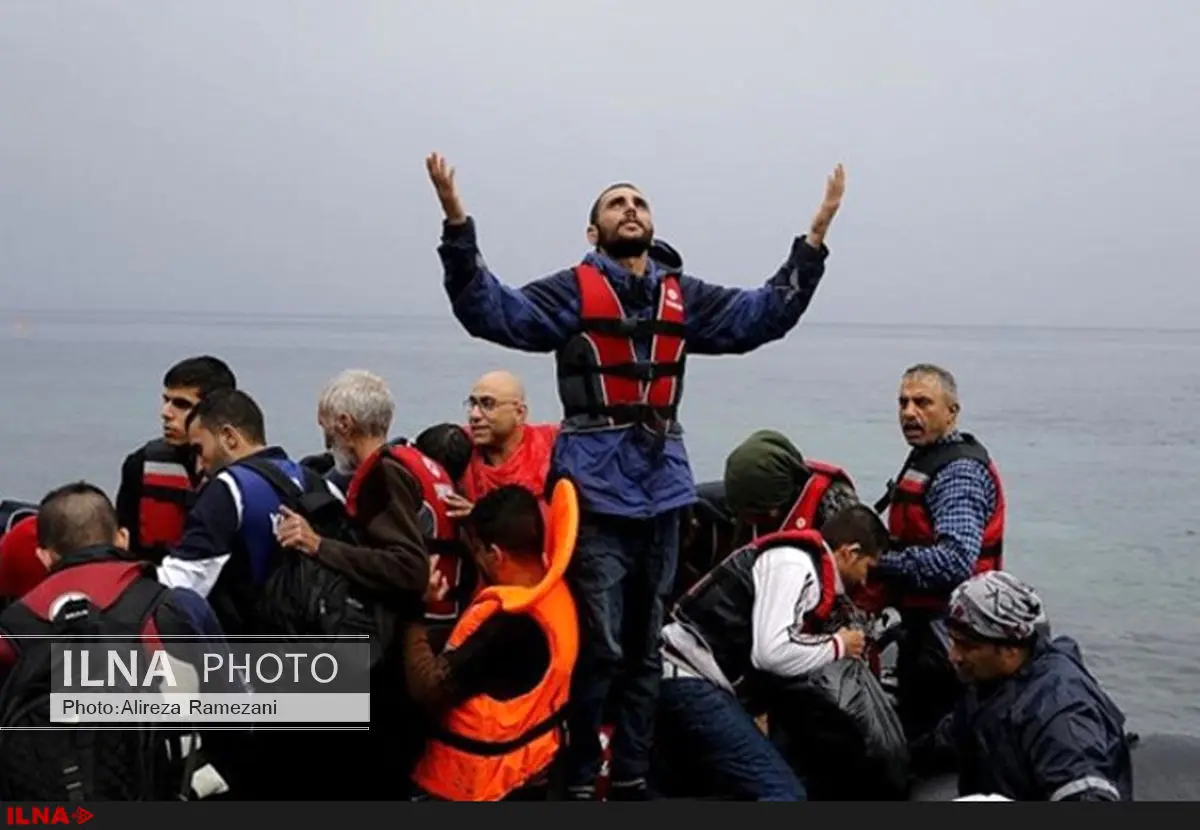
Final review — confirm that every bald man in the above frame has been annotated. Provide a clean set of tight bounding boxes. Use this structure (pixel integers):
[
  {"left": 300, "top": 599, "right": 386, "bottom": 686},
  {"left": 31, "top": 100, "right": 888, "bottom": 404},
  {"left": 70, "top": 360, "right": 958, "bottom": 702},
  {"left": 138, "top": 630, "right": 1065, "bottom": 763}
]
[{"left": 455, "top": 371, "right": 559, "bottom": 511}]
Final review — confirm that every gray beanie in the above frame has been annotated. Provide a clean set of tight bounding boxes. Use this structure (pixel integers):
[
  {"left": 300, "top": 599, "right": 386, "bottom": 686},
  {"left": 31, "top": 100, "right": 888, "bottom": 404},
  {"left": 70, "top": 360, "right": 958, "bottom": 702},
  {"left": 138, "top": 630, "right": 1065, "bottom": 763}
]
[{"left": 947, "top": 571, "right": 1047, "bottom": 643}]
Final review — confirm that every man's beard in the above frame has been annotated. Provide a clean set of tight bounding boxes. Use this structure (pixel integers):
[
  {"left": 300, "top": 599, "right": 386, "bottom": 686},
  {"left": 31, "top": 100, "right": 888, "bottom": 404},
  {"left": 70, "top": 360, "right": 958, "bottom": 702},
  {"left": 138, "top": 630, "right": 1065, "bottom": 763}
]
[
  {"left": 331, "top": 443, "right": 357, "bottom": 476},
  {"left": 598, "top": 225, "right": 653, "bottom": 259}
]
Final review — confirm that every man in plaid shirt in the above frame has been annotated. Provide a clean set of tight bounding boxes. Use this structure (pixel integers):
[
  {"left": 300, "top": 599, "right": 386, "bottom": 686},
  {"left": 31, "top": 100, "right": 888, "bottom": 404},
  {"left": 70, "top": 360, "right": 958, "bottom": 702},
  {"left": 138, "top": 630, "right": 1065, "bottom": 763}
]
[{"left": 870, "top": 363, "right": 1007, "bottom": 741}]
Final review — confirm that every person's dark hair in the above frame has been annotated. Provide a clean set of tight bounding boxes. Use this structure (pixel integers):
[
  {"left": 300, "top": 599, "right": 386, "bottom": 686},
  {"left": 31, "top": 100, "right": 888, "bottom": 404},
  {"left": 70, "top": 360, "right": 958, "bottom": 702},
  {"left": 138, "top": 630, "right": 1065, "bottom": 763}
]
[
  {"left": 37, "top": 481, "right": 118, "bottom": 556},
  {"left": 821, "top": 504, "right": 891, "bottom": 557},
  {"left": 186, "top": 388, "right": 266, "bottom": 446},
  {"left": 414, "top": 423, "right": 474, "bottom": 483},
  {"left": 464, "top": 485, "right": 544, "bottom": 561},
  {"left": 163, "top": 356, "right": 236, "bottom": 398},
  {"left": 589, "top": 181, "right": 641, "bottom": 226}
]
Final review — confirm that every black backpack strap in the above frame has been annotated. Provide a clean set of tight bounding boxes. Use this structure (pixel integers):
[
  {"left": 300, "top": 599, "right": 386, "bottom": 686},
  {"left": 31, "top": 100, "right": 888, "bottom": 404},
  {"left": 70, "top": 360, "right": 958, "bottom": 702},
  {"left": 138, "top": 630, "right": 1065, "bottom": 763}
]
[
  {"left": 873, "top": 483, "right": 894, "bottom": 514},
  {"left": 48, "top": 576, "right": 166, "bottom": 802},
  {"left": 237, "top": 456, "right": 306, "bottom": 509},
  {"left": 112, "top": 571, "right": 172, "bottom": 634}
]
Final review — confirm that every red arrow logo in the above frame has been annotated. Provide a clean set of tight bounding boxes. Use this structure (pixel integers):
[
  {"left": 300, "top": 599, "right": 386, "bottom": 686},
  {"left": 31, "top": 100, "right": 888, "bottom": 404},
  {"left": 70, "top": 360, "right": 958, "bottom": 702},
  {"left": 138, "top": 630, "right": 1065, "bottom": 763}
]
[{"left": 71, "top": 808, "right": 93, "bottom": 825}]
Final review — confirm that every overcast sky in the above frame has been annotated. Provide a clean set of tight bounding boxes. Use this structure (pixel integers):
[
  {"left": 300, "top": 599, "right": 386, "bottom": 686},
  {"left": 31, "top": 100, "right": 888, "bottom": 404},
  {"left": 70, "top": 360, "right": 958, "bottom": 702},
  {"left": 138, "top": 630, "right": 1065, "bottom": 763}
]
[{"left": 0, "top": 0, "right": 1195, "bottom": 328}]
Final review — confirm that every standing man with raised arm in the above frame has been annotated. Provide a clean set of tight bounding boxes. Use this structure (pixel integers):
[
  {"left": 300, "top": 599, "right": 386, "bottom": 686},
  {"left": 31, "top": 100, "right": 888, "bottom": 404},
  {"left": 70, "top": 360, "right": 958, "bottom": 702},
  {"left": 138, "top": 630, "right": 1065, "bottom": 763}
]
[{"left": 425, "top": 153, "right": 846, "bottom": 800}]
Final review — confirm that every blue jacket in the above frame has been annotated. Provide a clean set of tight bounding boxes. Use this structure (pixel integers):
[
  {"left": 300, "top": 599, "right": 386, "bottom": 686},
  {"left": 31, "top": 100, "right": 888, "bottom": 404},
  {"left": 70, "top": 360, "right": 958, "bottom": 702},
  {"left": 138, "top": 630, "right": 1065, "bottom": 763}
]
[
  {"left": 158, "top": 447, "right": 336, "bottom": 634},
  {"left": 440, "top": 217, "right": 829, "bottom": 518},
  {"left": 931, "top": 635, "right": 1132, "bottom": 801}
]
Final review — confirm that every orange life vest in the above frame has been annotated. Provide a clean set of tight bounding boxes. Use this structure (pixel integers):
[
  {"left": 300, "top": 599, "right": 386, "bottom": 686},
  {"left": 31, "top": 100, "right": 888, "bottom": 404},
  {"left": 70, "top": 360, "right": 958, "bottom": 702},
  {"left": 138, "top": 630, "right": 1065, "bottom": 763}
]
[
  {"left": 410, "top": 479, "right": 581, "bottom": 802},
  {"left": 345, "top": 443, "right": 465, "bottom": 622}
]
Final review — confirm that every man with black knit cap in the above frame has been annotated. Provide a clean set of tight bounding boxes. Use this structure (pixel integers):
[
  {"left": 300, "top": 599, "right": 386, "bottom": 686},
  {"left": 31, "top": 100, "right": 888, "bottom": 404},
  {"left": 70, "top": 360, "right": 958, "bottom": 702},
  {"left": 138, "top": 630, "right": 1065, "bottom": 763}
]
[{"left": 915, "top": 571, "right": 1132, "bottom": 801}]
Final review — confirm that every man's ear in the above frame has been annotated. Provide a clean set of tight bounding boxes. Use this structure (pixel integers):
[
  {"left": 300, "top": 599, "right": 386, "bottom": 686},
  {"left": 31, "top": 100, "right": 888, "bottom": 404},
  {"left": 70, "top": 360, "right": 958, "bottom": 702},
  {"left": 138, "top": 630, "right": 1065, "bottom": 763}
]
[
  {"left": 219, "top": 424, "right": 240, "bottom": 451},
  {"left": 114, "top": 527, "right": 130, "bottom": 552},
  {"left": 486, "top": 543, "right": 506, "bottom": 567},
  {"left": 586, "top": 225, "right": 599, "bottom": 246},
  {"left": 34, "top": 547, "right": 55, "bottom": 571}
]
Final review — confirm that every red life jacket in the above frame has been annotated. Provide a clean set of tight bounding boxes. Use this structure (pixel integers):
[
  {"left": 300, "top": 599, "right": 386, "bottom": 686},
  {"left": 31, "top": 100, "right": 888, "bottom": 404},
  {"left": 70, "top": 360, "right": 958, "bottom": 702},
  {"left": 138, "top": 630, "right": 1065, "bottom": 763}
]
[
  {"left": 0, "top": 558, "right": 167, "bottom": 653},
  {"left": 345, "top": 443, "right": 465, "bottom": 623},
  {"left": 776, "top": 460, "right": 855, "bottom": 532},
  {"left": 555, "top": 263, "right": 686, "bottom": 431},
  {"left": 137, "top": 440, "right": 194, "bottom": 552},
  {"left": 751, "top": 529, "right": 841, "bottom": 632},
  {"left": 885, "top": 433, "right": 1006, "bottom": 613},
  {"left": 669, "top": 527, "right": 840, "bottom": 696}
]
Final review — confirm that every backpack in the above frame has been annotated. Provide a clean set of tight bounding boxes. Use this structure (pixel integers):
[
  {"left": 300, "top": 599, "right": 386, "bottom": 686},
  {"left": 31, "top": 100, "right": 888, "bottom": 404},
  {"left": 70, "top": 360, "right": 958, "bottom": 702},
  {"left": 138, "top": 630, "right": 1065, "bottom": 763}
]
[
  {"left": 0, "top": 571, "right": 193, "bottom": 801},
  {"left": 236, "top": 457, "right": 380, "bottom": 646},
  {"left": 767, "top": 656, "right": 910, "bottom": 800}
]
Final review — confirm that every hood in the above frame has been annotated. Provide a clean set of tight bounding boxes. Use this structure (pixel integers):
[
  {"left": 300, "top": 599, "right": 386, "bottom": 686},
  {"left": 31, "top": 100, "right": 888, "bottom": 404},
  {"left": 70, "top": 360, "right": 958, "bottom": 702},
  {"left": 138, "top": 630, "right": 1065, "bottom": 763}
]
[{"left": 649, "top": 238, "right": 683, "bottom": 270}]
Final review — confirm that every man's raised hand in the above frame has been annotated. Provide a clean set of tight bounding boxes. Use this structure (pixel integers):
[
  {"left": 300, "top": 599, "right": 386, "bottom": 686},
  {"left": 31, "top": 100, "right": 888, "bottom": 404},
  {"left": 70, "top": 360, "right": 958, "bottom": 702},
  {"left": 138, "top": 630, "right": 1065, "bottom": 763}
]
[
  {"left": 425, "top": 152, "right": 467, "bottom": 225},
  {"left": 805, "top": 163, "right": 846, "bottom": 250}
]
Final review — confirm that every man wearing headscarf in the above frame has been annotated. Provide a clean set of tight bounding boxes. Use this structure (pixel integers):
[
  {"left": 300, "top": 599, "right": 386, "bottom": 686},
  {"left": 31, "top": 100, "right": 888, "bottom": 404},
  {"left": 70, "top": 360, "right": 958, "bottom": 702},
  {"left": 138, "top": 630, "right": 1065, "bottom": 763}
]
[
  {"left": 723, "top": 429, "right": 860, "bottom": 541},
  {"left": 913, "top": 571, "right": 1132, "bottom": 802}
]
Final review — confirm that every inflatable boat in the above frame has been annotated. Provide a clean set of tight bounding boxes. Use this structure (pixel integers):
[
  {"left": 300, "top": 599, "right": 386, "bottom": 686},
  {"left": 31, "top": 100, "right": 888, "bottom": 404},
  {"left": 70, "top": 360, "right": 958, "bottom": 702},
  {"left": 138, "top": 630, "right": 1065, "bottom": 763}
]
[
  {"left": 909, "top": 732, "right": 1200, "bottom": 801},
  {"left": 3, "top": 496, "right": 1199, "bottom": 801}
]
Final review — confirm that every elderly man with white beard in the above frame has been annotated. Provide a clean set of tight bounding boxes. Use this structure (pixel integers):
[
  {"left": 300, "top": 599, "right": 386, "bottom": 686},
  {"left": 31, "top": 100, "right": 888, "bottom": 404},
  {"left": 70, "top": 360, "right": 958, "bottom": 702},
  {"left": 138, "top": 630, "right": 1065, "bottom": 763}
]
[
  {"left": 274, "top": 369, "right": 432, "bottom": 627},
  {"left": 271, "top": 369, "right": 438, "bottom": 798}
]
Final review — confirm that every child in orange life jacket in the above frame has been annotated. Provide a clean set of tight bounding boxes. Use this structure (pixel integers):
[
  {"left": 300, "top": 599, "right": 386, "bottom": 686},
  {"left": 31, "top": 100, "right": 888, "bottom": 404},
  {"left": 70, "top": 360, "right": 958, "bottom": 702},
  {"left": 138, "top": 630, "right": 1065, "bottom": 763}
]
[{"left": 404, "top": 482, "right": 580, "bottom": 802}]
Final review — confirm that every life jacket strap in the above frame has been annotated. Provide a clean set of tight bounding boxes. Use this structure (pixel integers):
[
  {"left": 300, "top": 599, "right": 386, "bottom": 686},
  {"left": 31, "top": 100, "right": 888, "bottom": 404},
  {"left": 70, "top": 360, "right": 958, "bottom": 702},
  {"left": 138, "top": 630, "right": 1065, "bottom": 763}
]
[{"left": 429, "top": 707, "right": 565, "bottom": 757}]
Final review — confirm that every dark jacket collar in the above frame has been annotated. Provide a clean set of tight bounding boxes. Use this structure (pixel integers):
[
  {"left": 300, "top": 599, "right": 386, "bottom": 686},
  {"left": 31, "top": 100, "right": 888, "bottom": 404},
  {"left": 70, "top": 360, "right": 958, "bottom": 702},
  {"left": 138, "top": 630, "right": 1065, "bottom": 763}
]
[{"left": 50, "top": 544, "right": 136, "bottom": 573}]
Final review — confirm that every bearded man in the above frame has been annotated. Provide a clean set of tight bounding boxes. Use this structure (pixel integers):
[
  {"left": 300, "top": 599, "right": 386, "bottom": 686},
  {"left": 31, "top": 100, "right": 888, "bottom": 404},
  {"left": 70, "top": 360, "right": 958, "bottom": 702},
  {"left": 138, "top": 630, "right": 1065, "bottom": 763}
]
[{"left": 426, "top": 153, "right": 846, "bottom": 800}]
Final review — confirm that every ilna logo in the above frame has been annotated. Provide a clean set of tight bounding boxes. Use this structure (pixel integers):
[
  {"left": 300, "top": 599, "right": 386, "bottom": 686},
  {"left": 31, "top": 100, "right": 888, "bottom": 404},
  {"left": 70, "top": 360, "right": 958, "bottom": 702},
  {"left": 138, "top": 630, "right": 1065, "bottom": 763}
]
[{"left": 5, "top": 806, "right": 93, "bottom": 825}]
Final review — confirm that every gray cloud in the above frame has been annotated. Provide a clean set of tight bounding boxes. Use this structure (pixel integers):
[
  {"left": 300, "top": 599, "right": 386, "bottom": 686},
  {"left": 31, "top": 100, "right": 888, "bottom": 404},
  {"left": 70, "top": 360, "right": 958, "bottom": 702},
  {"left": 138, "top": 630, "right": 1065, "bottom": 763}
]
[{"left": 1, "top": 0, "right": 1195, "bottom": 327}]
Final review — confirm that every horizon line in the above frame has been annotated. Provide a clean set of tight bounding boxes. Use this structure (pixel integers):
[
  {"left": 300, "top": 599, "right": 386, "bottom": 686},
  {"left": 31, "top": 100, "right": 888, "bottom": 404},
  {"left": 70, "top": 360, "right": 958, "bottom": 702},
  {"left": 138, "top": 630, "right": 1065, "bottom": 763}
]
[{"left": 0, "top": 306, "right": 1197, "bottom": 335}]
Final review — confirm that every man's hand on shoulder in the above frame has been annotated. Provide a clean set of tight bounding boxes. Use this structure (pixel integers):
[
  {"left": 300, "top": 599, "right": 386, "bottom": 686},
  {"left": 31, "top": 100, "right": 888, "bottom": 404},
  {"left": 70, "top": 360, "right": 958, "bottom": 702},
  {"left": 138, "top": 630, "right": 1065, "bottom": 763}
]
[
  {"left": 426, "top": 152, "right": 467, "bottom": 225},
  {"left": 805, "top": 163, "right": 845, "bottom": 250}
]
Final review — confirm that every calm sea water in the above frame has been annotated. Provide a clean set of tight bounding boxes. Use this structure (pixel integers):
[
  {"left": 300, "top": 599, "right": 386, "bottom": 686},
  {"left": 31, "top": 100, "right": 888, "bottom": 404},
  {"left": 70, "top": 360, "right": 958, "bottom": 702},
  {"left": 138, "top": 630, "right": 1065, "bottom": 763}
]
[{"left": 1, "top": 309, "right": 1197, "bottom": 736}]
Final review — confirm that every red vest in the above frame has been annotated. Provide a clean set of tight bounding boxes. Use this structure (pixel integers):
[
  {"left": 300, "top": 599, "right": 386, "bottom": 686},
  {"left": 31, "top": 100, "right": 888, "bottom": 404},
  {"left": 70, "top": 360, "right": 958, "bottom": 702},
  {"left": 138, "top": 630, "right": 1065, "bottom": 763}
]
[
  {"left": 886, "top": 434, "right": 1006, "bottom": 613},
  {"left": 137, "top": 440, "right": 194, "bottom": 552},
  {"left": 671, "top": 526, "right": 840, "bottom": 689},
  {"left": 346, "top": 444, "right": 465, "bottom": 623},
  {"left": 753, "top": 529, "right": 840, "bottom": 632},
  {"left": 556, "top": 263, "right": 686, "bottom": 430},
  {"left": 777, "top": 460, "right": 855, "bottom": 532},
  {"left": 0, "top": 558, "right": 166, "bottom": 650}
]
